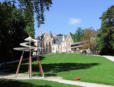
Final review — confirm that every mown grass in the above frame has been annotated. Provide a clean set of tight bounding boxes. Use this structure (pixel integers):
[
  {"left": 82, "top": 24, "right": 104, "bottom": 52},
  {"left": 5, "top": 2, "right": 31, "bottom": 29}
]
[
  {"left": 0, "top": 79, "right": 80, "bottom": 87},
  {"left": 3, "top": 53, "right": 114, "bottom": 85},
  {"left": 29, "top": 53, "right": 114, "bottom": 85}
]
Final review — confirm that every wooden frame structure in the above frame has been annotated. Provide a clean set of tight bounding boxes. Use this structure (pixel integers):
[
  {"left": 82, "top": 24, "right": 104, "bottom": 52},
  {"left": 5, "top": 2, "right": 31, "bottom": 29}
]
[
  {"left": 15, "top": 51, "right": 44, "bottom": 78},
  {"left": 14, "top": 36, "right": 44, "bottom": 78}
]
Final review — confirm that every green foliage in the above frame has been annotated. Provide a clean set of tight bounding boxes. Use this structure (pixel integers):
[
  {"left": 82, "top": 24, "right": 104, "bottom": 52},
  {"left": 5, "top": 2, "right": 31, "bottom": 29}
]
[
  {"left": 1, "top": 0, "right": 52, "bottom": 33},
  {"left": 75, "top": 27, "right": 84, "bottom": 42},
  {"left": 57, "top": 34, "right": 63, "bottom": 36},
  {"left": 0, "top": 2, "right": 28, "bottom": 63},
  {"left": 81, "top": 28, "right": 97, "bottom": 50},
  {"left": 24, "top": 5, "right": 34, "bottom": 37},
  {"left": 96, "top": 6, "right": 114, "bottom": 55},
  {"left": 70, "top": 32, "right": 76, "bottom": 42},
  {"left": 18, "top": 0, "right": 52, "bottom": 27},
  {"left": 70, "top": 27, "right": 83, "bottom": 42},
  {"left": 0, "top": 0, "right": 52, "bottom": 63}
]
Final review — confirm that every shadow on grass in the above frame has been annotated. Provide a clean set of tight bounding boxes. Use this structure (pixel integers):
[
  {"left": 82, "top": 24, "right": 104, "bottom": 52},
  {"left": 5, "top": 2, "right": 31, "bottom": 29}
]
[
  {"left": 42, "top": 63, "right": 99, "bottom": 72},
  {"left": 0, "top": 79, "right": 51, "bottom": 87},
  {"left": 1, "top": 63, "right": 99, "bottom": 75},
  {"left": 0, "top": 56, "right": 45, "bottom": 73},
  {"left": 20, "top": 63, "right": 99, "bottom": 75},
  {"left": 0, "top": 53, "right": 99, "bottom": 77}
]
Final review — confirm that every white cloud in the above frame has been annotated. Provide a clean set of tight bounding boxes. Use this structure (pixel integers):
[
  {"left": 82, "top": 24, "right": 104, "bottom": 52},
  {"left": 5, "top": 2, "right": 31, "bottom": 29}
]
[{"left": 69, "top": 18, "right": 81, "bottom": 25}]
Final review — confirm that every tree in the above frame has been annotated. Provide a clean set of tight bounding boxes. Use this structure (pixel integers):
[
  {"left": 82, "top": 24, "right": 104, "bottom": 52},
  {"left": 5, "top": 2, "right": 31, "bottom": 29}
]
[
  {"left": 96, "top": 6, "right": 114, "bottom": 55},
  {"left": 70, "top": 32, "right": 75, "bottom": 41},
  {"left": 70, "top": 27, "right": 83, "bottom": 42},
  {"left": 0, "top": 0, "right": 53, "bottom": 63},
  {"left": 0, "top": 2, "right": 28, "bottom": 63},
  {"left": 24, "top": 5, "right": 34, "bottom": 37},
  {"left": 1, "top": 0, "right": 52, "bottom": 37},
  {"left": 1, "top": 0, "right": 52, "bottom": 27},
  {"left": 75, "top": 27, "right": 83, "bottom": 42},
  {"left": 57, "top": 34, "right": 63, "bottom": 36},
  {"left": 81, "top": 27, "right": 97, "bottom": 50}
]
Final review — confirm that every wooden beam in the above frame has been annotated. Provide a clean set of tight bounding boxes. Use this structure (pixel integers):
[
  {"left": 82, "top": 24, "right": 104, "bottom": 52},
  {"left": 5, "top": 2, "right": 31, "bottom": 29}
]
[
  {"left": 36, "top": 56, "right": 44, "bottom": 77},
  {"left": 16, "top": 51, "right": 24, "bottom": 77}
]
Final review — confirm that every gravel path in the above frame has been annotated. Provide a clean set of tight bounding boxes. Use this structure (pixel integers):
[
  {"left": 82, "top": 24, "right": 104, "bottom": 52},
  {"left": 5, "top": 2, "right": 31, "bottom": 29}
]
[
  {"left": 103, "top": 56, "right": 114, "bottom": 62},
  {"left": 0, "top": 74, "right": 114, "bottom": 87},
  {"left": 45, "top": 78, "right": 114, "bottom": 87}
]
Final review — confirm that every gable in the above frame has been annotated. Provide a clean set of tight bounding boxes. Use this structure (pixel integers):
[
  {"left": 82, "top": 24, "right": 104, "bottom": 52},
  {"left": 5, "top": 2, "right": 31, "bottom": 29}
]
[
  {"left": 44, "top": 32, "right": 52, "bottom": 40},
  {"left": 66, "top": 34, "right": 73, "bottom": 43}
]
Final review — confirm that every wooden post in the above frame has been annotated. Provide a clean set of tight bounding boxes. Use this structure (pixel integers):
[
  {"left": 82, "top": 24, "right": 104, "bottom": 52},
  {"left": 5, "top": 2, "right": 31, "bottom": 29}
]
[
  {"left": 28, "top": 53, "right": 32, "bottom": 78},
  {"left": 36, "top": 56, "right": 44, "bottom": 77},
  {"left": 16, "top": 51, "right": 24, "bottom": 77},
  {"left": 28, "top": 56, "right": 30, "bottom": 77}
]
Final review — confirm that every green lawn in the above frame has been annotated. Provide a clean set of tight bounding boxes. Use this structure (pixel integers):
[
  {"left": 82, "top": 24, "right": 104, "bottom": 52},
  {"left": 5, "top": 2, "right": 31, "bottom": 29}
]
[
  {"left": 4, "top": 53, "right": 114, "bottom": 85},
  {"left": 0, "top": 79, "right": 80, "bottom": 87},
  {"left": 28, "top": 53, "right": 114, "bottom": 85}
]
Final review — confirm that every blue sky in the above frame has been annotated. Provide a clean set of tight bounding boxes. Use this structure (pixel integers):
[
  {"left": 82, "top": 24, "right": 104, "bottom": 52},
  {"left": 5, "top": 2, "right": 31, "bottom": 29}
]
[{"left": 34, "top": 0, "right": 114, "bottom": 37}]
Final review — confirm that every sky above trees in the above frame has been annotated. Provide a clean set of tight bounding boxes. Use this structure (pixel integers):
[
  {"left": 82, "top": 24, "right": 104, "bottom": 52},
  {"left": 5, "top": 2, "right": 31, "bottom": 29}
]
[{"left": 34, "top": 0, "right": 114, "bottom": 37}]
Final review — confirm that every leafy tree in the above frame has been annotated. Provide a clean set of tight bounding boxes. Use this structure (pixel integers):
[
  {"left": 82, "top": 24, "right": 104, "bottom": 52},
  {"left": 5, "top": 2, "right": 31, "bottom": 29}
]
[
  {"left": 2, "top": 0, "right": 52, "bottom": 27},
  {"left": 24, "top": 5, "right": 34, "bottom": 37},
  {"left": 96, "top": 6, "right": 114, "bottom": 55},
  {"left": 81, "top": 27, "right": 97, "bottom": 50},
  {"left": 70, "top": 32, "right": 74, "bottom": 41},
  {"left": 0, "top": 0, "right": 53, "bottom": 63},
  {"left": 75, "top": 27, "right": 83, "bottom": 42},
  {"left": 1, "top": 0, "right": 52, "bottom": 37},
  {"left": 0, "top": 2, "right": 28, "bottom": 63},
  {"left": 70, "top": 27, "right": 83, "bottom": 42},
  {"left": 57, "top": 34, "right": 63, "bottom": 36},
  {"left": 70, "top": 32, "right": 76, "bottom": 42}
]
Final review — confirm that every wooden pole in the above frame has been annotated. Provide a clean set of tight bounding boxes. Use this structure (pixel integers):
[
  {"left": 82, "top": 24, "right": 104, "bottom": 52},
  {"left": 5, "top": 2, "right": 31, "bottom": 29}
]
[
  {"left": 28, "top": 56, "right": 30, "bottom": 77},
  {"left": 36, "top": 56, "right": 44, "bottom": 77},
  {"left": 28, "top": 52, "right": 32, "bottom": 78},
  {"left": 16, "top": 51, "right": 24, "bottom": 77},
  {"left": 28, "top": 38, "right": 32, "bottom": 78}
]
